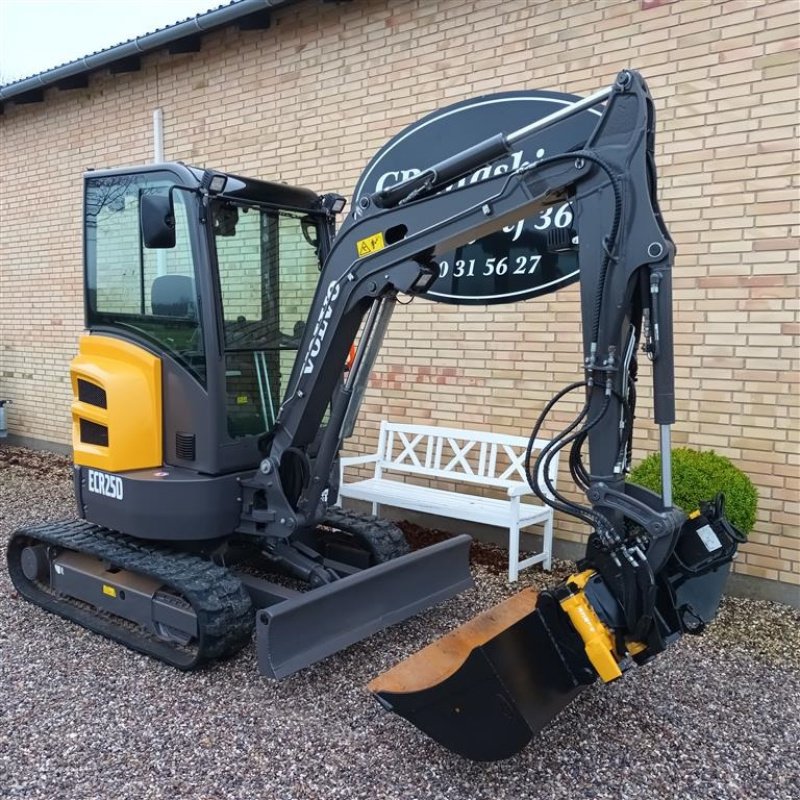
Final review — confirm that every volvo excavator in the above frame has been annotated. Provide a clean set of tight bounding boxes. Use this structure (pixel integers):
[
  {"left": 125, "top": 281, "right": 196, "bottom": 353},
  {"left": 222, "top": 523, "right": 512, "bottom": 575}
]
[{"left": 8, "top": 70, "right": 741, "bottom": 760}]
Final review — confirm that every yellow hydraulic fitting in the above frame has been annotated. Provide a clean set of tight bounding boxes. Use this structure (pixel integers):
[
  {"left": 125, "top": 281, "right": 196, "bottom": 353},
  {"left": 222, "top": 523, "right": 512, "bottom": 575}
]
[
  {"left": 559, "top": 569, "right": 623, "bottom": 683},
  {"left": 626, "top": 639, "right": 647, "bottom": 656}
]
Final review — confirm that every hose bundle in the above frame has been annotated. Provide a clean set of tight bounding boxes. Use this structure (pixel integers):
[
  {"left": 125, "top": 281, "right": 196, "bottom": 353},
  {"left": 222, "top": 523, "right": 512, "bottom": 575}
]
[
  {"left": 524, "top": 380, "right": 620, "bottom": 548},
  {"left": 521, "top": 150, "right": 627, "bottom": 549}
]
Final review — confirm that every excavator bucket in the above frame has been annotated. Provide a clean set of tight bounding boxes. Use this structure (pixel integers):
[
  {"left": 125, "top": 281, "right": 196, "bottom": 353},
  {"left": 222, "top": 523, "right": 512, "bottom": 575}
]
[
  {"left": 369, "top": 501, "right": 743, "bottom": 761},
  {"left": 257, "top": 534, "right": 474, "bottom": 678},
  {"left": 368, "top": 588, "right": 589, "bottom": 761}
]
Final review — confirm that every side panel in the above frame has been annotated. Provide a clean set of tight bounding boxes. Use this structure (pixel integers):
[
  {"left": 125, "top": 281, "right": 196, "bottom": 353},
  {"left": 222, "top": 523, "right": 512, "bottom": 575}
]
[
  {"left": 75, "top": 466, "right": 245, "bottom": 540},
  {"left": 161, "top": 355, "right": 220, "bottom": 474},
  {"left": 71, "top": 334, "right": 162, "bottom": 472}
]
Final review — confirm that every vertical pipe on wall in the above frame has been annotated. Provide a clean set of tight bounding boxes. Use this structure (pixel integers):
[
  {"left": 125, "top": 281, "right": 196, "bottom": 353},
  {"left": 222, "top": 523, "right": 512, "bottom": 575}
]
[
  {"left": 0, "top": 399, "right": 10, "bottom": 438},
  {"left": 153, "top": 108, "right": 164, "bottom": 162}
]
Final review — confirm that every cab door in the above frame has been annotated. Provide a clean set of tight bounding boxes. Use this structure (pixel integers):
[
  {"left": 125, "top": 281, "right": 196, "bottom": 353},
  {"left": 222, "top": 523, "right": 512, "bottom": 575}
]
[{"left": 81, "top": 167, "right": 219, "bottom": 473}]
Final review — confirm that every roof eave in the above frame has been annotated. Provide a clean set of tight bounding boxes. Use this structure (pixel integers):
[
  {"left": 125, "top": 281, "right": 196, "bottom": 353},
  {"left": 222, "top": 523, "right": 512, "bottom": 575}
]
[{"left": 0, "top": 0, "right": 291, "bottom": 103}]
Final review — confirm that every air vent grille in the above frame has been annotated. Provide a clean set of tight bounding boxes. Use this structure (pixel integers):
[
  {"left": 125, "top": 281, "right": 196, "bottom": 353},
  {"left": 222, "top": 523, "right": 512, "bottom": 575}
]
[
  {"left": 79, "top": 419, "right": 109, "bottom": 447},
  {"left": 77, "top": 379, "right": 107, "bottom": 408},
  {"left": 176, "top": 432, "right": 196, "bottom": 461}
]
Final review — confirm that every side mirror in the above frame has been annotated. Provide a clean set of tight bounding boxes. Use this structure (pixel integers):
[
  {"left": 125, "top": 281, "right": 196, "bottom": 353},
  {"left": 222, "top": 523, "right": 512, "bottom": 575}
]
[
  {"left": 301, "top": 216, "right": 319, "bottom": 249},
  {"left": 140, "top": 191, "right": 176, "bottom": 249}
]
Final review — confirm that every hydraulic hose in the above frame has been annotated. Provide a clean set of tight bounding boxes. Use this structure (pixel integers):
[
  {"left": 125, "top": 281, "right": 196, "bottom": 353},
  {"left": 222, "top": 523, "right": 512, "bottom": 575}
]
[
  {"left": 539, "top": 393, "right": 615, "bottom": 537},
  {"left": 527, "top": 377, "right": 623, "bottom": 547},
  {"left": 525, "top": 385, "right": 597, "bottom": 529},
  {"left": 525, "top": 382, "right": 616, "bottom": 538}
]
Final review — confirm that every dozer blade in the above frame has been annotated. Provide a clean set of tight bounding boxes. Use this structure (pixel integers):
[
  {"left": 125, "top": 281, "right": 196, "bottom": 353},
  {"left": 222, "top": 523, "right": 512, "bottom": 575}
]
[
  {"left": 368, "top": 589, "right": 588, "bottom": 761},
  {"left": 257, "top": 534, "right": 473, "bottom": 679}
]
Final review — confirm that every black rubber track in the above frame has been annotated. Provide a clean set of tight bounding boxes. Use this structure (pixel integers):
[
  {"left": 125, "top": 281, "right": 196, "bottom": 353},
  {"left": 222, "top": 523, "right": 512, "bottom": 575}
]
[
  {"left": 321, "top": 508, "right": 410, "bottom": 564},
  {"left": 7, "top": 519, "right": 254, "bottom": 670}
]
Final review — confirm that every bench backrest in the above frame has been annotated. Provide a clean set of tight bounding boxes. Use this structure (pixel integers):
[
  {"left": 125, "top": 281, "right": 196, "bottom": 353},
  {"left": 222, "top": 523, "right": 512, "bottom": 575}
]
[{"left": 374, "top": 421, "right": 558, "bottom": 495}]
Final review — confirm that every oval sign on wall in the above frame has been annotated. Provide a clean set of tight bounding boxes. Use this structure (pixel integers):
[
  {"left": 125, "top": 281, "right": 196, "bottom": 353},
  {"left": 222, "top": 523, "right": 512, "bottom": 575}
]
[{"left": 353, "top": 91, "right": 603, "bottom": 305}]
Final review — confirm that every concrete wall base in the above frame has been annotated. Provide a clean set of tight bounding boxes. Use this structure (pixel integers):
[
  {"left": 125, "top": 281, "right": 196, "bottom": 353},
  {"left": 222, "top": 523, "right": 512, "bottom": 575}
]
[
  {"left": 2, "top": 433, "right": 72, "bottom": 456},
  {"left": 722, "top": 573, "right": 799, "bottom": 607}
]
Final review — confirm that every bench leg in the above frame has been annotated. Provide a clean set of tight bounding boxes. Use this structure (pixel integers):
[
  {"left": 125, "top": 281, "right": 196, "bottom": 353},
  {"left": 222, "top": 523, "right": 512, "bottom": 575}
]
[
  {"left": 508, "top": 519, "right": 520, "bottom": 583},
  {"left": 371, "top": 501, "right": 380, "bottom": 517},
  {"left": 543, "top": 513, "right": 554, "bottom": 571}
]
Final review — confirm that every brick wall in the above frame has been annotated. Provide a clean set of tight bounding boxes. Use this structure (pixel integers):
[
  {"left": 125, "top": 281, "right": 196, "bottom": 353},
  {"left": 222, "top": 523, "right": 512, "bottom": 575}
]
[{"left": 0, "top": 0, "right": 797, "bottom": 590}]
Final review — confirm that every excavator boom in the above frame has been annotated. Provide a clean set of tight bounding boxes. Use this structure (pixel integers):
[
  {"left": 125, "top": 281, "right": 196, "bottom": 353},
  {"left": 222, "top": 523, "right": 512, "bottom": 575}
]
[
  {"left": 261, "top": 68, "right": 737, "bottom": 759},
  {"left": 255, "top": 70, "right": 675, "bottom": 545}
]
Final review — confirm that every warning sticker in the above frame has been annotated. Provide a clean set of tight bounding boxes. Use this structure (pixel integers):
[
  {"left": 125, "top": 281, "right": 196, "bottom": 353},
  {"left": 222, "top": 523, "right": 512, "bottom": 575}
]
[
  {"left": 696, "top": 524, "right": 722, "bottom": 552},
  {"left": 102, "top": 584, "right": 117, "bottom": 598},
  {"left": 356, "top": 232, "right": 385, "bottom": 257}
]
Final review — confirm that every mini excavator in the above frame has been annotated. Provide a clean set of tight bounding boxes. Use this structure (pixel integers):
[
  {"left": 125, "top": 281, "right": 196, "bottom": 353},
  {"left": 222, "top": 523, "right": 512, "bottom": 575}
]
[{"left": 8, "top": 70, "right": 740, "bottom": 759}]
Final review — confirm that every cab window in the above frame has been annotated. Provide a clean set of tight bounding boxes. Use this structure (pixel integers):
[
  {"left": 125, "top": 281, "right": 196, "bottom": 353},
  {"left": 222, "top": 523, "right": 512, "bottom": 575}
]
[
  {"left": 84, "top": 173, "right": 205, "bottom": 384},
  {"left": 212, "top": 200, "right": 322, "bottom": 438}
]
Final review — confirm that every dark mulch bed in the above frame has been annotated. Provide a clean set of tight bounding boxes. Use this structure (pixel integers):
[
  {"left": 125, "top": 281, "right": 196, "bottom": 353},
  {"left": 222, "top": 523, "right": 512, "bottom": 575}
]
[{"left": 400, "top": 519, "right": 515, "bottom": 574}]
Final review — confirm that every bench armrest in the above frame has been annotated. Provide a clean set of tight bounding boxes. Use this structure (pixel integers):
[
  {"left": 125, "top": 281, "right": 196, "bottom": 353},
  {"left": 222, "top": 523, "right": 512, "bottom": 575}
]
[{"left": 507, "top": 482, "right": 534, "bottom": 498}]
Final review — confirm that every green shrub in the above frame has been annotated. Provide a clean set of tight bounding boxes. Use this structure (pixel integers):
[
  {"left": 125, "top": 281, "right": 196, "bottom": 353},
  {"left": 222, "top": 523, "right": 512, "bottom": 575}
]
[{"left": 628, "top": 448, "right": 758, "bottom": 537}]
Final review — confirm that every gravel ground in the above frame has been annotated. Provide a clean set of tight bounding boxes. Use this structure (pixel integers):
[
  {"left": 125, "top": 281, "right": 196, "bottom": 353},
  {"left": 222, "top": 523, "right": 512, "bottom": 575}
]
[{"left": 1, "top": 445, "right": 799, "bottom": 800}]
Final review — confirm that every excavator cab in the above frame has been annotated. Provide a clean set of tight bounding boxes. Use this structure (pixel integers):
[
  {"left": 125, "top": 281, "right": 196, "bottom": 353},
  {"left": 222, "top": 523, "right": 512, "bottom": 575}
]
[{"left": 80, "top": 163, "right": 337, "bottom": 484}]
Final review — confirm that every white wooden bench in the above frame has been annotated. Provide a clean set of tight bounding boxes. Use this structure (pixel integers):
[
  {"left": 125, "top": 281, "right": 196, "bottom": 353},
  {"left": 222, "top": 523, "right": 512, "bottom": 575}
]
[{"left": 337, "top": 421, "right": 558, "bottom": 582}]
